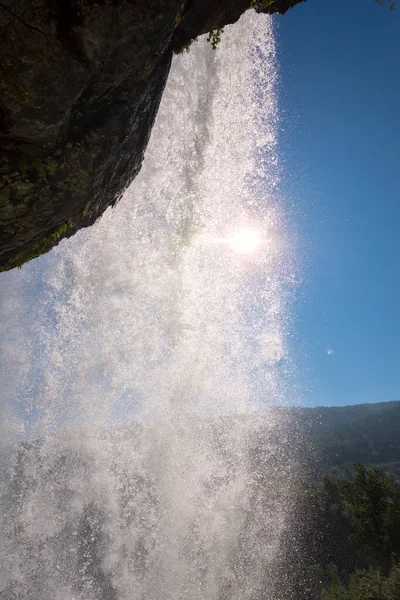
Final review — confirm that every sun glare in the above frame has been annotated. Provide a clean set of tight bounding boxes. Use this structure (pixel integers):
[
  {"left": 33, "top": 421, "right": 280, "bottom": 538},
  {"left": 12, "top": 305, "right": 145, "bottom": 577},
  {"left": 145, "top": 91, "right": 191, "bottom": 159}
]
[{"left": 227, "top": 228, "right": 262, "bottom": 253}]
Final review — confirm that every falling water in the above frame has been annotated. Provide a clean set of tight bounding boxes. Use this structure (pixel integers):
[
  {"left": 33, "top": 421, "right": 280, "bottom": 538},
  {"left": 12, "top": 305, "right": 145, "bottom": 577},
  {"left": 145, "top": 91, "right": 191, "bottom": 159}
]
[{"left": 0, "top": 12, "right": 301, "bottom": 600}]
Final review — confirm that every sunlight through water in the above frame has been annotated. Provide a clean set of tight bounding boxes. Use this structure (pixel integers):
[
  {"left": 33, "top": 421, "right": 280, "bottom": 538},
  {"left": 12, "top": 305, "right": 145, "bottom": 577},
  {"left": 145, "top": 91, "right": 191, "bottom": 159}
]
[
  {"left": 219, "top": 228, "right": 263, "bottom": 253},
  {"left": 0, "top": 12, "right": 302, "bottom": 600}
]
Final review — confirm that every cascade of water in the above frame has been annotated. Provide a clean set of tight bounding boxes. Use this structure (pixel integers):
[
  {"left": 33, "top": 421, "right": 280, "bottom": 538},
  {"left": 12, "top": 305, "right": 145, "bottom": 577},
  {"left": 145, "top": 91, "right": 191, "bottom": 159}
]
[{"left": 0, "top": 12, "right": 300, "bottom": 600}]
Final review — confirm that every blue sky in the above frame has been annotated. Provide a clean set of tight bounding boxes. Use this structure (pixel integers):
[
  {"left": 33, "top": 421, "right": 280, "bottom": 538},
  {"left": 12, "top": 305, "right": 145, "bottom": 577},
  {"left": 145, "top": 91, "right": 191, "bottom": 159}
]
[{"left": 276, "top": 0, "right": 400, "bottom": 406}]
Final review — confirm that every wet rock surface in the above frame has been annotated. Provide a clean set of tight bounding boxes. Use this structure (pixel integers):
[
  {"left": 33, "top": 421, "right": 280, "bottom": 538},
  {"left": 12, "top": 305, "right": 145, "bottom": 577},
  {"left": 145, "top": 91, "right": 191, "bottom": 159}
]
[{"left": 0, "top": 0, "right": 304, "bottom": 271}]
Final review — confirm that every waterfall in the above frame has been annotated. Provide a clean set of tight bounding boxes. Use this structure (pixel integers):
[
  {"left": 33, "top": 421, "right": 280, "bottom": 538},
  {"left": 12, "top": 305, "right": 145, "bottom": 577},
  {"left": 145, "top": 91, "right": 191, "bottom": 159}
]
[{"left": 0, "top": 12, "right": 300, "bottom": 600}]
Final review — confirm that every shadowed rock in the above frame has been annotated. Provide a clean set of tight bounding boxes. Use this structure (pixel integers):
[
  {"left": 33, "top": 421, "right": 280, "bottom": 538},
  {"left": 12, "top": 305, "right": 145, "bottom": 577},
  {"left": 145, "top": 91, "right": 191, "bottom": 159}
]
[{"left": 0, "top": 0, "right": 305, "bottom": 271}]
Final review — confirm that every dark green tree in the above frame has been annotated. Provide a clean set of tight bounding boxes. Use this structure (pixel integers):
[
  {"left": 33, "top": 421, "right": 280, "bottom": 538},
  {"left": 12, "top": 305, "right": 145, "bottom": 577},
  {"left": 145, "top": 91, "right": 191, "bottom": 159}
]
[
  {"left": 322, "top": 563, "right": 400, "bottom": 600},
  {"left": 341, "top": 464, "right": 400, "bottom": 570}
]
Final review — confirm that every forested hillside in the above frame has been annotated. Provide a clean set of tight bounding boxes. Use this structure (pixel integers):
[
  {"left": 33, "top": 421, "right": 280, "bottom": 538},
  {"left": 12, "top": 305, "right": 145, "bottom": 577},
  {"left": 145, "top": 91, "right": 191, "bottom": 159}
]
[
  {"left": 274, "top": 402, "right": 400, "bottom": 599},
  {"left": 292, "top": 401, "right": 400, "bottom": 478},
  {"left": 281, "top": 463, "right": 400, "bottom": 600}
]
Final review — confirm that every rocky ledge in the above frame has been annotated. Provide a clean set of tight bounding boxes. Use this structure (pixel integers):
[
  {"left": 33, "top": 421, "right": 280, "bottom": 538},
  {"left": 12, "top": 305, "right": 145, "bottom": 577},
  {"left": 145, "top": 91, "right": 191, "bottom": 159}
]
[{"left": 0, "top": 0, "right": 304, "bottom": 271}]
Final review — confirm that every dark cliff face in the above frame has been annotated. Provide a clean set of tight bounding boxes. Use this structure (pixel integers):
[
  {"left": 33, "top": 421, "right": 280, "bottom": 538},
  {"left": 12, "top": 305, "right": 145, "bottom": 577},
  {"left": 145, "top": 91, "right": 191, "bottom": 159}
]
[{"left": 0, "top": 0, "right": 304, "bottom": 272}]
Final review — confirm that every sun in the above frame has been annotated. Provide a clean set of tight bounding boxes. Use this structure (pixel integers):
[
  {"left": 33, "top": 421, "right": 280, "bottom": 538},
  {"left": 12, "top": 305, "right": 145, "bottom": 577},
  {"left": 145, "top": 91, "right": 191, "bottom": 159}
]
[{"left": 226, "top": 228, "right": 262, "bottom": 253}]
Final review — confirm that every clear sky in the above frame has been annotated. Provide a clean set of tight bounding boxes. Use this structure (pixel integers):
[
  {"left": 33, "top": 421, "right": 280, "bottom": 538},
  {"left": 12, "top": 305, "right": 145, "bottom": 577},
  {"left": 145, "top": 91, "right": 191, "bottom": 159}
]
[{"left": 276, "top": 0, "right": 400, "bottom": 406}]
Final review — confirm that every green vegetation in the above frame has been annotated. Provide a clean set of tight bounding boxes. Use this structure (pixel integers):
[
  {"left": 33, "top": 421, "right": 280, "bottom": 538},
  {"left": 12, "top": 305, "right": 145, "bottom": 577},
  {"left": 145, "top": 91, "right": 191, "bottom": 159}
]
[
  {"left": 19, "top": 154, "right": 48, "bottom": 180},
  {"left": 13, "top": 219, "right": 74, "bottom": 270},
  {"left": 82, "top": 200, "right": 91, "bottom": 217},
  {"left": 296, "top": 401, "right": 400, "bottom": 479},
  {"left": 281, "top": 462, "right": 400, "bottom": 600},
  {"left": 249, "top": 0, "right": 275, "bottom": 10},
  {"left": 175, "top": 2, "right": 186, "bottom": 24},
  {"left": 207, "top": 26, "right": 224, "bottom": 50},
  {"left": 262, "top": 402, "right": 400, "bottom": 599},
  {"left": 1, "top": 193, "right": 93, "bottom": 271},
  {"left": 323, "top": 563, "right": 400, "bottom": 600},
  {"left": 174, "top": 39, "right": 194, "bottom": 54}
]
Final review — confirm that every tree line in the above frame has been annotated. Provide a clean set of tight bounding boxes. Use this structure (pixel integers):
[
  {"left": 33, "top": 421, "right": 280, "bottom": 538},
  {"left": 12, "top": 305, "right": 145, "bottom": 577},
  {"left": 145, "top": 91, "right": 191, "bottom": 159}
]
[{"left": 280, "top": 464, "right": 400, "bottom": 599}]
